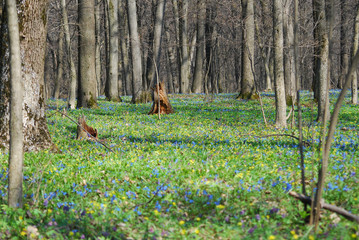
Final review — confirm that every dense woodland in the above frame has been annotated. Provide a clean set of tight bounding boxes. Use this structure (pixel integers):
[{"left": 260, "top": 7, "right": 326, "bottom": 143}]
[{"left": 0, "top": 0, "right": 359, "bottom": 238}]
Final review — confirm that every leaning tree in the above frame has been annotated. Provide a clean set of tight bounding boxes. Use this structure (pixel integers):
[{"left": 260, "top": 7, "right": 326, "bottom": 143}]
[{"left": 0, "top": 0, "right": 53, "bottom": 152}]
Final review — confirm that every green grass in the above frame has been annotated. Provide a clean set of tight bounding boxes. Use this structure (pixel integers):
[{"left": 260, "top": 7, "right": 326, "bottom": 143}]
[{"left": 0, "top": 91, "right": 358, "bottom": 239}]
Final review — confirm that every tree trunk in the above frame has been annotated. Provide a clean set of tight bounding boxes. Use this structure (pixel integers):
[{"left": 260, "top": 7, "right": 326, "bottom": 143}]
[
  {"left": 105, "top": 0, "right": 121, "bottom": 102},
  {"left": 179, "top": 0, "right": 190, "bottom": 93},
  {"left": 127, "top": 0, "right": 145, "bottom": 103},
  {"left": 273, "top": 0, "right": 287, "bottom": 128},
  {"left": 6, "top": 0, "right": 24, "bottom": 208},
  {"left": 53, "top": 32, "right": 63, "bottom": 99},
  {"left": 339, "top": 1, "right": 350, "bottom": 89},
  {"left": 119, "top": 0, "right": 131, "bottom": 96},
  {"left": 313, "top": 0, "right": 329, "bottom": 122},
  {"left": 352, "top": 5, "right": 359, "bottom": 104},
  {"left": 0, "top": 0, "right": 53, "bottom": 152},
  {"left": 146, "top": 0, "right": 166, "bottom": 88},
  {"left": 283, "top": 0, "right": 296, "bottom": 105},
  {"left": 238, "top": 0, "right": 256, "bottom": 99},
  {"left": 61, "top": 0, "right": 77, "bottom": 109},
  {"left": 95, "top": 0, "right": 102, "bottom": 97}
]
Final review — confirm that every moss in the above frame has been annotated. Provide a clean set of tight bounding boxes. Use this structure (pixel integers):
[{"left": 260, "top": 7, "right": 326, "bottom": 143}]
[
  {"left": 236, "top": 91, "right": 259, "bottom": 100},
  {"left": 134, "top": 91, "right": 152, "bottom": 104},
  {"left": 87, "top": 93, "right": 98, "bottom": 108}
]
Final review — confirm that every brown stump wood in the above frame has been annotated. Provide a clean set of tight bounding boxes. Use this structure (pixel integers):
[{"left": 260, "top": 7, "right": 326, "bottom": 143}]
[
  {"left": 148, "top": 82, "right": 174, "bottom": 115},
  {"left": 76, "top": 116, "right": 98, "bottom": 140}
]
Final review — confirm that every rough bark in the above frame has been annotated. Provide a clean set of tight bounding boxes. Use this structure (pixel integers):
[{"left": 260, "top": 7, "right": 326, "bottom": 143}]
[
  {"left": 0, "top": 0, "right": 53, "bottom": 152},
  {"left": 313, "top": 0, "right": 329, "bottom": 122},
  {"left": 6, "top": 0, "right": 24, "bottom": 208},
  {"left": 352, "top": 5, "right": 359, "bottom": 104},
  {"left": 105, "top": 0, "right": 121, "bottom": 102},
  {"left": 119, "top": 0, "right": 131, "bottom": 96},
  {"left": 238, "top": 0, "right": 256, "bottom": 99},
  {"left": 77, "top": 0, "right": 98, "bottom": 108},
  {"left": 127, "top": 0, "right": 145, "bottom": 103},
  {"left": 53, "top": 32, "right": 63, "bottom": 99},
  {"left": 61, "top": 0, "right": 77, "bottom": 109},
  {"left": 273, "top": 0, "right": 287, "bottom": 128},
  {"left": 95, "top": 0, "right": 102, "bottom": 97},
  {"left": 179, "top": 0, "right": 190, "bottom": 93},
  {"left": 146, "top": 0, "right": 166, "bottom": 88},
  {"left": 148, "top": 82, "right": 174, "bottom": 115}
]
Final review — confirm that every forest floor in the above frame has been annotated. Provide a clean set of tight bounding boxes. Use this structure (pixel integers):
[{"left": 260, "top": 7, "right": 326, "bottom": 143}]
[{"left": 0, "top": 90, "right": 358, "bottom": 239}]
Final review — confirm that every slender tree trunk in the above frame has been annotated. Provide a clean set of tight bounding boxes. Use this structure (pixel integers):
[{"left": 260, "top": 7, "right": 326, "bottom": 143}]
[
  {"left": 352, "top": 5, "right": 359, "bottom": 104},
  {"left": 273, "top": 0, "right": 287, "bottom": 128},
  {"left": 283, "top": 0, "right": 296, "bottom": 104},
  {"left": 192, "top": 0, "right": 206, "bottom": 93},
  {"left": 147, "top": 0, "right": 166, "bottom": 87},
  {"left": 105, "top": 0, "right": 121, "bottom": 101},
  {"left": 238, "top": 0, "right": 256, "bottom": 99},
  {"left": 95, "top": 0, "right": 102, "bottom": 97},
  {"left": 179, "top": 0, "right": 190, "bottom": 93},
  {"left": 165, "top": 29, "right": 177, "bottom": 93},
  {"left": 339, "top": 1, "right": 350, "bottom": 89},
  {"left": 119, "top": 0, "right": 131, "bottom": 96},
  {"left": 53, "top": 32, "right": 63, "bottom": 99},
  {"left": 61, "top": 0, "right": 77, "bottom": 109},
  {"left": 127, "top": 0, "right": 144, "bottom": 103},
  {"left": 313, "top": 0, "right": 329, "bottom": 122},
  {"left": 0, "top": 0, "right": 53, "bottom": 152},
  {"left": 6, "top": 0, "right": 24, "bottom": 208},
  {"left": 77, "top": 0, "right": 98, "bottom": 108}
]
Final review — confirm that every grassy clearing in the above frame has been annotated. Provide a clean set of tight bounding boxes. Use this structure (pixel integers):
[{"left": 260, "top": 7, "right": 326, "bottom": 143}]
[{"left": 0, "top": 91, "right": 358, "bottom": 239}]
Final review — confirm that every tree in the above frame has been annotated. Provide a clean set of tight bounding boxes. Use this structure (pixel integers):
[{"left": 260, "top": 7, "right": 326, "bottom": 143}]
[
  {"left": 5, "top": 0, "right": 23, "bottom": 208},
  {"left": 61, "top": 0, "right": 77, "bottom": 109},
  {"left": 105, "top": 0, "right": 121, "bottom": 102},
  {"left": 0, "top": 0, "right": 53, "bottom": 152},
  {"left": 273, "top": 0, "right": 287, "bottom": 128},
  {"left": 313, "top": 0, "right": 329, "bottom": 122},
  {"left": 192, "top": 0, "right": 206, "bottom": 93},
  {"left": 237, "top": 0, "right": 256, "bottom": 99},
  {"left": 146, "top": 0, "right": 167, "bottom": 88},
  {"left": 127, "top": 0, "right": 145, "bottom": 103},
  {"left": 53, "top": 32, "right": 63, "bottom": 99},
  {"left": 352, "top": 5, "right": 359, "bottom": 104},
  {"left": 77, "top": 0, "right": 98, "bottom": 108},
  {"left": 119, "top": 0, "right": 131, "bottom": 96}
]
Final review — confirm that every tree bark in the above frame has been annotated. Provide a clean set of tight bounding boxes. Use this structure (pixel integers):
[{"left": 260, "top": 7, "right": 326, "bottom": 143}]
[
  {"left": 95, "top": 0, "right": 102, "bottom": 97},
  {"left": 238, "top": 0, "right": 256, "bottom": 99},
  {"left": 61, "top": 0, "right": 77, "bottom": 109},
  {"left": 178, "top": 0, "right": 190, "bottom": 93},
  {"left": 352, "top": 5, "right": 359, "bottom": 104},
  {"left": 0, "top": 0, "right": 53, "bottom": 152},
  {"left": 127, "top": 0, "right": 144, "bottom": 103},
  {"left": 6, "top": 0, "right": 24, "bottom": 208},
  {"left": 53, "top": 32, "right": 63, "bottom": 99},
  {"left": 77, "top": 0, "right": 98, "bottom": 108},
  {"left": 105, "top": 0, "right": 121, "bottom": 102},
  {"left": 273, "top": 0, "right": 287, "bottom": 128},
  {"left": 119, "top": 0, "right": 131, "bottom": 96},
  {"left": 313, "top": 0, "right": 329, "bottom": 122},
  {"left": 146, "top": 0, "right": 166, "bottom": 88}
]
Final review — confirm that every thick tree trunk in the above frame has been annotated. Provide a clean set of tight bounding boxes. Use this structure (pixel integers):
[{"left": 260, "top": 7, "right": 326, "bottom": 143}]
[
  {"left": 127, "top": 0, "right": 145, "bottom": 103},
  {"left": 313, "top": 0, "right": 329, "bottom": 122},
  {"left": 146, "top": 0, "right": 166, "bottom": 88},
  {"left": 352, "top": 5, "right": 359, "bottom": 104},
  {"left": 77, "top": 0, "right": 98, "bottom": 108},
  {"left": 238, "top": 0, "right": 256, "bottom": 99},
  {"left": 105, "top": 0, "right": 121, "bottom": 102},
  {"left": 6, "top": 0, "right": 24, "bottom": 208},
  {"left": 273, "top": 0, "right": 287, "bottom": 128},
  {"left": 0, "top": 0, "right": 53, "bottom": 152},
  {"left": 61, "top": 0, "right": 77, "bottom": 109}
]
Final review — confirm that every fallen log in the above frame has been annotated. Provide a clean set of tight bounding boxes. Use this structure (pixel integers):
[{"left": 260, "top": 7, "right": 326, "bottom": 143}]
[{"left": 289, "top": 191, "right": 359, "bottom": 223}]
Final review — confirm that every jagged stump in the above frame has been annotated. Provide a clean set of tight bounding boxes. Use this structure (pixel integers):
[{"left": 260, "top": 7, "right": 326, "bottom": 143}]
[
  {"left": 76, "top": 116, "right": 98, "bottom": 140},
  {"left": 148, "top": 82, "right": 174, "bottom": 115}
]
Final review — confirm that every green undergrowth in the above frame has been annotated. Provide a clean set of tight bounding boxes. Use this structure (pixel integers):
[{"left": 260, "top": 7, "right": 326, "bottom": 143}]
[{"left": 0, "top": 91, "right": 358, "bottom": 239}]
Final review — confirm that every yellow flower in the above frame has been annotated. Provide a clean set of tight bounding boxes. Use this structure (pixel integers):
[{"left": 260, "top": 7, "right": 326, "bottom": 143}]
[
  {"left": 237, "top": 222, "right": 242, "bottom": 226},
  {"left": 180, "top": 229, "right": 186, "bottom": 235},
  {"left": 19, "top": 216, "right": 23, "bottom": 221},
  {"left": 47, "top": 209, "right": 52, "bottom": 214},
  {"left": 20, "top": 231, "right": 26, "bottom": 236},
  {"left": 216, "top": 204, "right": 225, "bottom": 209},
  {"left": 153, "top": 210, "right": 160, "bottom": 216},
  {"left": 290, "top": 230, "right": 296, "bottom": 235},
  {"left": 172, "top": 202, "right": 176, "bottom": 206},
  {"left": 351, "top": 234, "right": 357, "bottom": 239},
  {"left": 196, "top": 217, "right": 201, "bottom": 221},
  {"left": 309, "top": 235, "right": 315, "bottom": 240},
  {"left": 179, "top": 220, "right": 185, "bottom": 225},
  {"left": 268, "top": 235, "right": 276, "bottom": 240},
  {"left": 195, "top": 229, "right": 200, "bottom": 234},
  {"left": 293, "top": 234, "right": 299, "bottom": 239},
  {"left": 69, "top": 231, "right": 74, "bottom": 236}
]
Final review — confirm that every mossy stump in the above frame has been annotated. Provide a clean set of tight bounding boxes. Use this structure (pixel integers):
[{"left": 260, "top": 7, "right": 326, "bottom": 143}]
[{"left": 148, "top": 82, "right": 174, "bottom": 115}]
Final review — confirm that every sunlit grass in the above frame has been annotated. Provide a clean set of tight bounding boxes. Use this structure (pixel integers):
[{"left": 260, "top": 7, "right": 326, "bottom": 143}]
[{"left": 0, "top": 91, "right": 358, "bottom": 239}]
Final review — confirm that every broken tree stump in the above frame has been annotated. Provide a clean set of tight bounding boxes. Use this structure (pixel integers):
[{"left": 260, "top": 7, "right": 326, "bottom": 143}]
[
  {"left": 148, "top": 82, "right": 174, "bottom": 115},
  {"left": 76, "top": 116, "right": 98, "bottom": 140}
]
